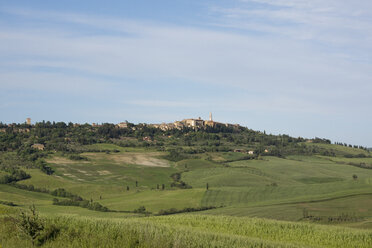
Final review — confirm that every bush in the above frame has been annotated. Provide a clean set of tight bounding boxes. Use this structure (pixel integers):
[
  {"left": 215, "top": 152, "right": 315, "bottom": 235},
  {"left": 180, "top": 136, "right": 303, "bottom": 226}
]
[
  {"left": 53, "top": 198, "right": 109, "bottom": 212},
  {"left": 163, "top": 149, "right": 187, "bottom": 162},
  {"left": 0, "top": 168, "right": 30, "bottom": 184},
  {"left": 133, "top": 206, "right": 147, "bottom": 213},
  {"left": 0, "top": 200, "right": 17, "bottom": 206},
  {"left": 158, "top": 206, "right": 216, "bottom": 215},
  {"left": 16, "top": 205, "right": 60, "bottom": 246},
  {"left": 9, "top": 183, "right": 49, "bottom": 193},
  {"left": 17, "top": 205, "right": 45, "bottom": 246},
  {"left": 51, "top": 188, "right": 82, "bottom": 200},
  {"left": 68, "top": 154, "right": 88, "bottom": 161},
  {"left": 36, "top": 159, "right": 54, "bottom": 175}
]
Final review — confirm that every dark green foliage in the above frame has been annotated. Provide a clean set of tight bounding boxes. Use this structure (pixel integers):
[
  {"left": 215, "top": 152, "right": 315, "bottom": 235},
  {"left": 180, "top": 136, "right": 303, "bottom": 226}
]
[
  {"left": 158, "top": 206, "right": 216, "bottom": 215},
  {"left": 17, "top": 205, "right": 45, "bottom": 245},
  {"left": 68, "top": 154, "right": 88, "bottom": 161},
  {"left": 0, "top": 200, "right": 17, "bottom": 206},
  {"left": 10, "top": 183, "right": 50, "bottom": 193},
  {"left": 133, "top": 206, "right": 151, "bottom": 214},
  {"left": 16, "top": 205, "right": 60, "bottom": 246},
  {"left": 163, "top": 149, "right": 187, "bottom": 162},
  {"left": 171, "top": 172, "right": 181, "bottom": 181},
  {"left": 36, "top": 159, "right": 54, "bottom": 175},
  {"left": 53, "top": 198, "right": 109, "bottom": 212},
  {"left": 0, "top": 120, "right": 369, "bottom": 159},
  {"left": 51, "top": 188, "right": 83, "bottom": 201},
  {"left": 170, "top": 172, "right": 192, "bottom": 189},
  {"left": 170, "top": 180, "right": 192, "bottom": 189},
  {"left": 0, "top": 168, "right": 30, "bottom": 184},
  {"left": 304, "top": 211, "right": 362, "bottom": 223}
]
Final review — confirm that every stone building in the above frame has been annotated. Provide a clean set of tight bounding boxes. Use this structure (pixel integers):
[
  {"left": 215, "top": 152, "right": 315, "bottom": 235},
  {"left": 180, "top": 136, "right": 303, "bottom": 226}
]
[
  {"left": 32, "top": 144, "right": 45, "bottom": 151},
  {"left": 117, "top": 122, "right": 128, "bottom": 128}
]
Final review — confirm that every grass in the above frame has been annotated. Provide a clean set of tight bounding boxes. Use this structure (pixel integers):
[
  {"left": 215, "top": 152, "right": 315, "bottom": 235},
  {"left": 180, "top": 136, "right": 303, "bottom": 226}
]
[
  {"left": 2, "top": 144, "right": 372, "bottom": 246},
  {"left": 201, "top": 194, "right": 372, "bottom": 223},
  {"left": 303, "top": 143, "right": 371, "bottom": 156},
  {"left": 8, "top": 152, "right": 372, "bottom": 223},
  {"left": 99, "top": 188, "right": 205, "bottom": 213},
  {"left": 1, "top": 214, "right": 372, "bottom": 248}
]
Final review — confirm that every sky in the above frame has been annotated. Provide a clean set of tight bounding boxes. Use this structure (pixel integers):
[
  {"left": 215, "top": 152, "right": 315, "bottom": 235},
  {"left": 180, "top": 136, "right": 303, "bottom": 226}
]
[{"left": 0, "top": 0, "right": 372, "bottom": 146}]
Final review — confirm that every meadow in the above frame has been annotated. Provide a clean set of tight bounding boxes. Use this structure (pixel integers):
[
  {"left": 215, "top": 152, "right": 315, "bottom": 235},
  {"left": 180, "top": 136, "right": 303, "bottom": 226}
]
[
  {"left": 1, "top": 142, "right": 372, "bottom": 247},
  {"left": 1, "top": 206, "right": 372, "bottom": 248}
]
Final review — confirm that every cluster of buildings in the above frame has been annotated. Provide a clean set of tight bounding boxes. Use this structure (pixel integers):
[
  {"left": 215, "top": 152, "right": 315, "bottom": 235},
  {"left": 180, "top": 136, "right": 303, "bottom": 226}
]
[
  {"left": 147, "top": 113, "right": 240, "bottom": 131},
  {"left": 5, "top": 115, "right": 237, "bottom": 133}
]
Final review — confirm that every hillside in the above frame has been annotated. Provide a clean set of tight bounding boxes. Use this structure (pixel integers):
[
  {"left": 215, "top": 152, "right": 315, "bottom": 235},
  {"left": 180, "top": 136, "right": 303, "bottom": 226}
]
[
  {"left": 1, "top": 122, "right": 372, "bottom": 247},
  {"left": 1, "top": 207, "right": 372, "bottom": 248}
]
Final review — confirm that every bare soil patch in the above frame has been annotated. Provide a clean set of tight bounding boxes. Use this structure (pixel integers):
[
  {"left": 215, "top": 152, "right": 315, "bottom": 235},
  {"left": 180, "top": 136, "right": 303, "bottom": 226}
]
[
  {"left": 112, "top": 152, "right": 170, "bottom": 167},
  {"left": 98, "top": 170, "right": 111, "bottom": 175},
  {"left": 84, "top": 152, "right": 170, "bottom": 167}
]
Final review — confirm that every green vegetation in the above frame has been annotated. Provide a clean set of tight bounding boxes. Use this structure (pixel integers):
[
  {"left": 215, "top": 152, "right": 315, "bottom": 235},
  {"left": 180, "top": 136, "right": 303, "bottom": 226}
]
[
  {"left": 2, "top": 212, "right": 372, "bottom": 248},
  {"left": 1, "top": 121, "right": 372, "bottom": 247}
]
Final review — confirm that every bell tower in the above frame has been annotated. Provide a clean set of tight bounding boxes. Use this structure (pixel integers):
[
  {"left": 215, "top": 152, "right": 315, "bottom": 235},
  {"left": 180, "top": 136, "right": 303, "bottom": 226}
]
[{"left": 209, "top": 112, "right": 212, "bottom": 121}]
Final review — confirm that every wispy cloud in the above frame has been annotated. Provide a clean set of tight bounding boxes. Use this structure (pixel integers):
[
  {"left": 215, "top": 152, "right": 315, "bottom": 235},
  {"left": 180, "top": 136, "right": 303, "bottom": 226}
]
[
  {"left": 0, "top": 4, "right": 372, "bottom": 145},
  {"left": 209, "top": 0, "right": 372, "bottom": 62},
  {"left": 0, "top": 7, "right": 371, "bottom": 107}
]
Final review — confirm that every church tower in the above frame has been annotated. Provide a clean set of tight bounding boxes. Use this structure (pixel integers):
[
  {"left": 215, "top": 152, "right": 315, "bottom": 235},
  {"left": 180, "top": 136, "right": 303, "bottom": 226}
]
[{"left": 209, "top": 112, "right": 212, "bottom": 121}]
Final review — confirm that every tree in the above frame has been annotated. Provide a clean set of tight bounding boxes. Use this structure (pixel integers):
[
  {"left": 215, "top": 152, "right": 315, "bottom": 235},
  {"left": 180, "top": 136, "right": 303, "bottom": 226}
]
[
  {"left": 135, "top": 181, "right": 138, "bottom": 187},
  {"left": 134, "top": 206, "right": 146, "bottom": 213},
  {"left": 206, "top": 183, "right": 209, "bottom": 190},
  {"left": 17, "top": 205, "right": 44, "bottom": 246},
  {"left": 352, "top": 174, "right": 358, "bottom": 180},
  {"left": 162, "top": 184, "right": 165, "bottom": 190}
]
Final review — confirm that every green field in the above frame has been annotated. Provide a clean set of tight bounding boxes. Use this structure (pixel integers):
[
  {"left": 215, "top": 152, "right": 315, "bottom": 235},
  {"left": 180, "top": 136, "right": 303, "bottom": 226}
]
[
  {"left": 2, "top": 208, "right": 372, "bottom": 248},
  {"left": 1, "top": 143, "right": 372, "bottom": 247}
]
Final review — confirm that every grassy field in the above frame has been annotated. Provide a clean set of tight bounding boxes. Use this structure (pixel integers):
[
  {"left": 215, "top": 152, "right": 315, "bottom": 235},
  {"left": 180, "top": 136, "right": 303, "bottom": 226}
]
[
  {"left": 1, "top": 210, "right": 372, "bottom": 247},
  {"left": 7, "top": 146, "right": 372, "bottom": 220},
  {"left": 1, "top": 143, "right": 372, "bottom": 247},
  {"left": 303, "top": 143, "right": 370, "bottom": 156}
]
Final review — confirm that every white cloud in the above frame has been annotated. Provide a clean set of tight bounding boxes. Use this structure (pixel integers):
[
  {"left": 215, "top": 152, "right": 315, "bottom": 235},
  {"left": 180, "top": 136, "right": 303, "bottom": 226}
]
[
  {"left": 0, "top": 6, "right": 371, "bottom": 118},
  {"left": 211, "top": 0, "right": 372, "bottom": 59}
]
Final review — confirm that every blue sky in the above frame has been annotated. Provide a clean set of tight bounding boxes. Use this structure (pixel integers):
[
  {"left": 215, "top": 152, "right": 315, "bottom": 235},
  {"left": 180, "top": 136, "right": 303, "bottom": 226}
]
[{"left": 1, "top": 0, "right": 372, "bottom": 146}]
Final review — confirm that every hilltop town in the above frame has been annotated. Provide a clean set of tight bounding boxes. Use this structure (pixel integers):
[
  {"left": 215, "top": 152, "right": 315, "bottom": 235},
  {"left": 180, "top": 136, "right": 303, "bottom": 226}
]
[
  {"left": 1, "top": 113, "right": 238, "bottom": 131},
  {"left": 117, "top": 113, "right": 240, "bottom": 131}
]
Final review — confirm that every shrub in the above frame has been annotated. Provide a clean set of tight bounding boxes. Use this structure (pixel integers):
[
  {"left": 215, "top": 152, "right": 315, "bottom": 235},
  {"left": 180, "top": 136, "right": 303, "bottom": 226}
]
[
  {"left": 68, "top": 154, "right": 88, "bottom": 161},
  {"left": 16, "top": 205, "right": 45, "bottom": 246},
  {"left": 134, "top": 206, "right": 147, "bottom": 213}
]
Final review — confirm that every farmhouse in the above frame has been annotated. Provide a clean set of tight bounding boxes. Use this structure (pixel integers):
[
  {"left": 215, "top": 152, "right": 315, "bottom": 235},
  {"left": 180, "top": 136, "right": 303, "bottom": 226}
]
[
  {"left": 31, "top": 143, "right": 45, "bottom": 150},
  {"left": 117, "top": 122, "right": 128, "bottom": 128}
]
